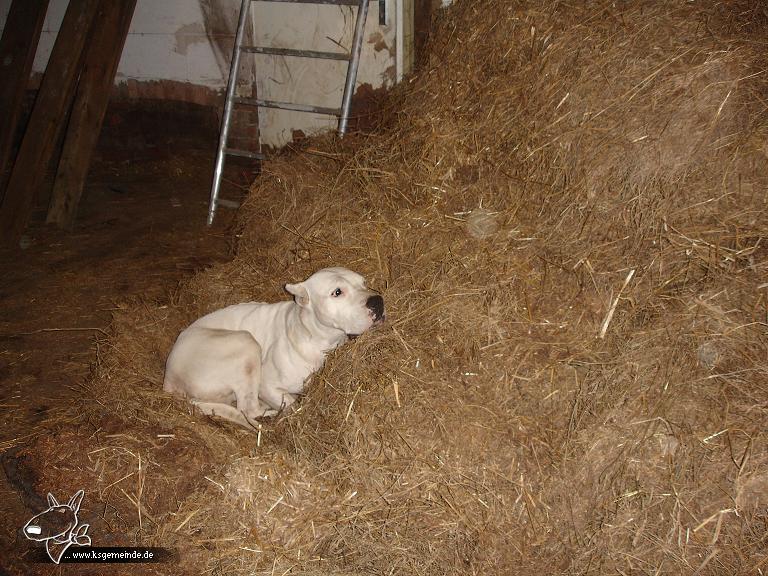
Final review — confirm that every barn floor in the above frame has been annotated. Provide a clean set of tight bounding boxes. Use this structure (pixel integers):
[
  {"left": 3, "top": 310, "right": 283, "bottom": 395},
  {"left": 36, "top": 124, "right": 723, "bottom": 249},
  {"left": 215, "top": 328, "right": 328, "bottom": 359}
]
[{"left": 0, "top": 139, "right": 248, "bottom": 566}]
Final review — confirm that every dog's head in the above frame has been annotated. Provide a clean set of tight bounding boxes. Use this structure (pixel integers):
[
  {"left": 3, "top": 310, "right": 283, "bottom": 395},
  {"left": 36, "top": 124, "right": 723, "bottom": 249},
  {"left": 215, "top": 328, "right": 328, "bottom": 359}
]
[
  {"left": 23, "top": 491, "right": 83, "bottom": 542},
  {"left": 285, "top": 267, "right": 384, "bottom": 338}
]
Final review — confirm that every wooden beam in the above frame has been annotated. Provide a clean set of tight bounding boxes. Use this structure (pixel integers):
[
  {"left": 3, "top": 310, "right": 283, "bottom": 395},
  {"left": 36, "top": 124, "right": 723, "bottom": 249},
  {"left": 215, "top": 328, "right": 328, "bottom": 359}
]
[
  {"left": 0, "top": 0, "right": 50, "bottom": 204},
  {"left": 47, "top": 0, "right": 136, "bottom": 229},
  {"left": 0, "top": 0, "right": 101, "bottom": 245}
]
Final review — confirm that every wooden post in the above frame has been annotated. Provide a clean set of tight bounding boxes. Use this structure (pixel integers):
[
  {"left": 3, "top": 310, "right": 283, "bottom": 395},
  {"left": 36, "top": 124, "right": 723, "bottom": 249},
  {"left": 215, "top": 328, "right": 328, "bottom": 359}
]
[
  {"left": 47, "top": 0, "right": 136, "bottom": 229},
  {"left": 0, "top": 0, "right": 50, "bottom": 204},
  {"left": 0, "top": 0, "right": 101, "bottom": 244}
]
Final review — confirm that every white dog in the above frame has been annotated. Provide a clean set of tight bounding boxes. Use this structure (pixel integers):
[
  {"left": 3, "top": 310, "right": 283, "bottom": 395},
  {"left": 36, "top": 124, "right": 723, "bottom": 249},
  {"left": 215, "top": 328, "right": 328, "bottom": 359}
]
[{"left": 163, "top": 267, "right": 384, "bottom": 428}]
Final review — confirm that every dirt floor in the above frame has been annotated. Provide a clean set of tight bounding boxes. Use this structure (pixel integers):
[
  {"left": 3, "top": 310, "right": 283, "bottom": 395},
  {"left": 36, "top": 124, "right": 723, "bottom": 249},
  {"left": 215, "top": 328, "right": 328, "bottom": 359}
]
[{"left": 0, "top": 139, "right": 249, "bottom": 571}]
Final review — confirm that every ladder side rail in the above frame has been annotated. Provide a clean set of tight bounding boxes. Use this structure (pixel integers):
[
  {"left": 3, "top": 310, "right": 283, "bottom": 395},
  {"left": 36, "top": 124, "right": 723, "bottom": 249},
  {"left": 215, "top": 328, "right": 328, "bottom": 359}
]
[
  {"left": 208, "top": 0, "right": 252, "bottom": 226},
  {"left": 338, "top": 0, "right": 369, "bottom": 136}
]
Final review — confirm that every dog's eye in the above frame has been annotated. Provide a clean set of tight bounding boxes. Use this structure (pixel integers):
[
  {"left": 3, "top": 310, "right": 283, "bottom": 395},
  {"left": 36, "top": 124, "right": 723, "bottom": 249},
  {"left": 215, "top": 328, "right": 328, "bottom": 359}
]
[{"left": 332, "top": 288, "right": 343, "bottom": 297}]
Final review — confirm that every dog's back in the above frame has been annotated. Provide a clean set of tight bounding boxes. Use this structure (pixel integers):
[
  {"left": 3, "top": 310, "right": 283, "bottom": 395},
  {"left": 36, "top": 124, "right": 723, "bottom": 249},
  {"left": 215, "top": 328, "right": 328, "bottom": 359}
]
[{"left": 188, "top": 302, "right": 266, "bottom": 331}]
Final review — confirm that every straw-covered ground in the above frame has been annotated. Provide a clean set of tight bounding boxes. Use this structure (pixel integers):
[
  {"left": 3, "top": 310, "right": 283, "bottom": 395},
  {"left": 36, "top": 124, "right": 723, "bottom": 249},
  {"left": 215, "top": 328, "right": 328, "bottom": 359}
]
[{"left": 12, "top": 1, "right": 768, "bottom": 574}]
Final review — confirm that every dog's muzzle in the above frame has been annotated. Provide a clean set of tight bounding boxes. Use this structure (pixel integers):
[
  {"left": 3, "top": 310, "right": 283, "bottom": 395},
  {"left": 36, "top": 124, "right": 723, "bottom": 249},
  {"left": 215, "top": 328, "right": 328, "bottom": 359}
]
[
  {"left": 366, "top": 294, "right": 385, "bottom": 323},
  {"left": 349, "top": 295, "right": 385, "bottom": 340}
]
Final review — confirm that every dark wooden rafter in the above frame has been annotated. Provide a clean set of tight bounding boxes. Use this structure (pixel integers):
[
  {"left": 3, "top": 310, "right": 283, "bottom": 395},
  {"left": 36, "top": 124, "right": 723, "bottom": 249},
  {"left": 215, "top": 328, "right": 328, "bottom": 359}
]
[
  {"left": 47, "top": 0, "right": 137, "bottom": 229},
  {"left": 0, "top": 0, "right": 101, "bottom": 244},
  {"left": 0, "top": 0, "right": 50, "bottom": 203}
]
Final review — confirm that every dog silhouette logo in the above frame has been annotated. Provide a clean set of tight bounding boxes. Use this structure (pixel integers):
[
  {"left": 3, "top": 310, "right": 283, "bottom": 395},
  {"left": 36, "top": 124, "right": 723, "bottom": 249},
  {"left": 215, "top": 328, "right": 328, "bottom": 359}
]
[{"left": 23, "top": 490, "right": 91, "bottom": 564}]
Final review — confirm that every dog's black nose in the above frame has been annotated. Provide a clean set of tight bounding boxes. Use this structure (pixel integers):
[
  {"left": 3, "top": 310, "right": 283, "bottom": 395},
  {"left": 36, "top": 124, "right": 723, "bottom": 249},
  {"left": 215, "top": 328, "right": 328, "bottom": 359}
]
[{"left": 366, "top": 294, "right": 384, "bottom": 321}]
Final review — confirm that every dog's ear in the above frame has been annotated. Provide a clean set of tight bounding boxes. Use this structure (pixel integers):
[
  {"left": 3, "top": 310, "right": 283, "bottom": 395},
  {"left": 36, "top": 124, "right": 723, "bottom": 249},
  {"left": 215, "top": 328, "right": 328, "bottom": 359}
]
[
  {"left": 68, "top": 490, "right": 85, "bottom": 513},
  {"left": 47, "top": 493, "right": 59, "bottom": 508},
  {"left": 285, "top": 282, "right": 310, "bottom": 307}
]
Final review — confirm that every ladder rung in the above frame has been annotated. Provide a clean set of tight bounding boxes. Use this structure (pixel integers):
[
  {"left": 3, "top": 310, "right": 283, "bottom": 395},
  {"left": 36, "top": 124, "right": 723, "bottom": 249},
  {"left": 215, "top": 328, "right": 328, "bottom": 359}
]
[
  {"left": 234, "top": 97, "right": 341, "bottom": 116},
  {"left": 241, "top": 46, "right": 350, "bottom": 61},
  {"left": 210, "top": 0, "right": 369, "bottom": 227},
  {"left": 224, "top": 147, "right": 266, "bottom": 160},
  {"left": 253, "top": 0, "right": 362, "bottom": 5}
]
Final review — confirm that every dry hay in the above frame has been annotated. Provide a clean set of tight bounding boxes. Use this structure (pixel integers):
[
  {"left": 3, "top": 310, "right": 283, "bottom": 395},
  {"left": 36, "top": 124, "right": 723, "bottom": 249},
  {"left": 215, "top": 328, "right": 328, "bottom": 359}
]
[{"left": 12, "top": 1, "right": 768, "bottom": 574}]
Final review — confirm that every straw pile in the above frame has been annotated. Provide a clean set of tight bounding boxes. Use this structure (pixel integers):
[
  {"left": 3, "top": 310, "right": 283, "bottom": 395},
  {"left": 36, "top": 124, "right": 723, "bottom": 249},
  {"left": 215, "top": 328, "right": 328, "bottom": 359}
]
[{"left": 17, "top": 1, "right": 768, "bottom": 574}]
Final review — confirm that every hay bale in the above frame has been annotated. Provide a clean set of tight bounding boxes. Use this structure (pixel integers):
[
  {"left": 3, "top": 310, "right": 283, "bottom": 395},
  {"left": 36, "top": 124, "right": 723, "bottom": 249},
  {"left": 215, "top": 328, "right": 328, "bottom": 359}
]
[{"left": 17, "top": 1, "right": 768, "bottom": 574}]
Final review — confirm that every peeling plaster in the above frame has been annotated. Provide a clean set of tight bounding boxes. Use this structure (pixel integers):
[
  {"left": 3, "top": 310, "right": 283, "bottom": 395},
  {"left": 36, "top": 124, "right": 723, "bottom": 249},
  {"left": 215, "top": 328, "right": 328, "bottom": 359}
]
[
  {"left": 368, "top": 31, "right": 392, "bottom": 55},
  {"left": 174, "top": 22, "right": 207, "bottom": 55},
  {"left": 198, "top": 0, "right": 240, "bottom": 79}
]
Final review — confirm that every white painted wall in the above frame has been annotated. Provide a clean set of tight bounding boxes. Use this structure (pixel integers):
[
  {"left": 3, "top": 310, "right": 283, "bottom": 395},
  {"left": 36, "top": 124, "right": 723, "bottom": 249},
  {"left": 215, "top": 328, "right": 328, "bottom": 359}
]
[
  {"left": 0, "top": 0, "right": 412, "bottom": 148},
  {"left": 251, "top": 1, "right": 402, "bottom": 146},
  {"left": 0, "top": 0, "right": 234, "bottom": 88}
]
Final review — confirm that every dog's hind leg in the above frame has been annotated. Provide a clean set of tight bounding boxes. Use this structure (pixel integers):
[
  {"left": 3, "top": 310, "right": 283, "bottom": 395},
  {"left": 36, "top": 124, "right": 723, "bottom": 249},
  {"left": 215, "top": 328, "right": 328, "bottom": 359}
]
[
  {"left": 183, "top": 330, "right": 272, "bottom": 429},
  {"left": 258, "top": 385, "right": 298, "bottom": 413},
  {"left": 192, "top": 401, "right": 277, "bottom": 429}
]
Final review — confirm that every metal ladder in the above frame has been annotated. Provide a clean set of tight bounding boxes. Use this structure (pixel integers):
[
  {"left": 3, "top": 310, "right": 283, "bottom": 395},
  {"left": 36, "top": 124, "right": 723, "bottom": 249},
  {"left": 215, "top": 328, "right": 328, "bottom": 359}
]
[{"left": 207, "top": 0, "right": 372, "bottom": 225}]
